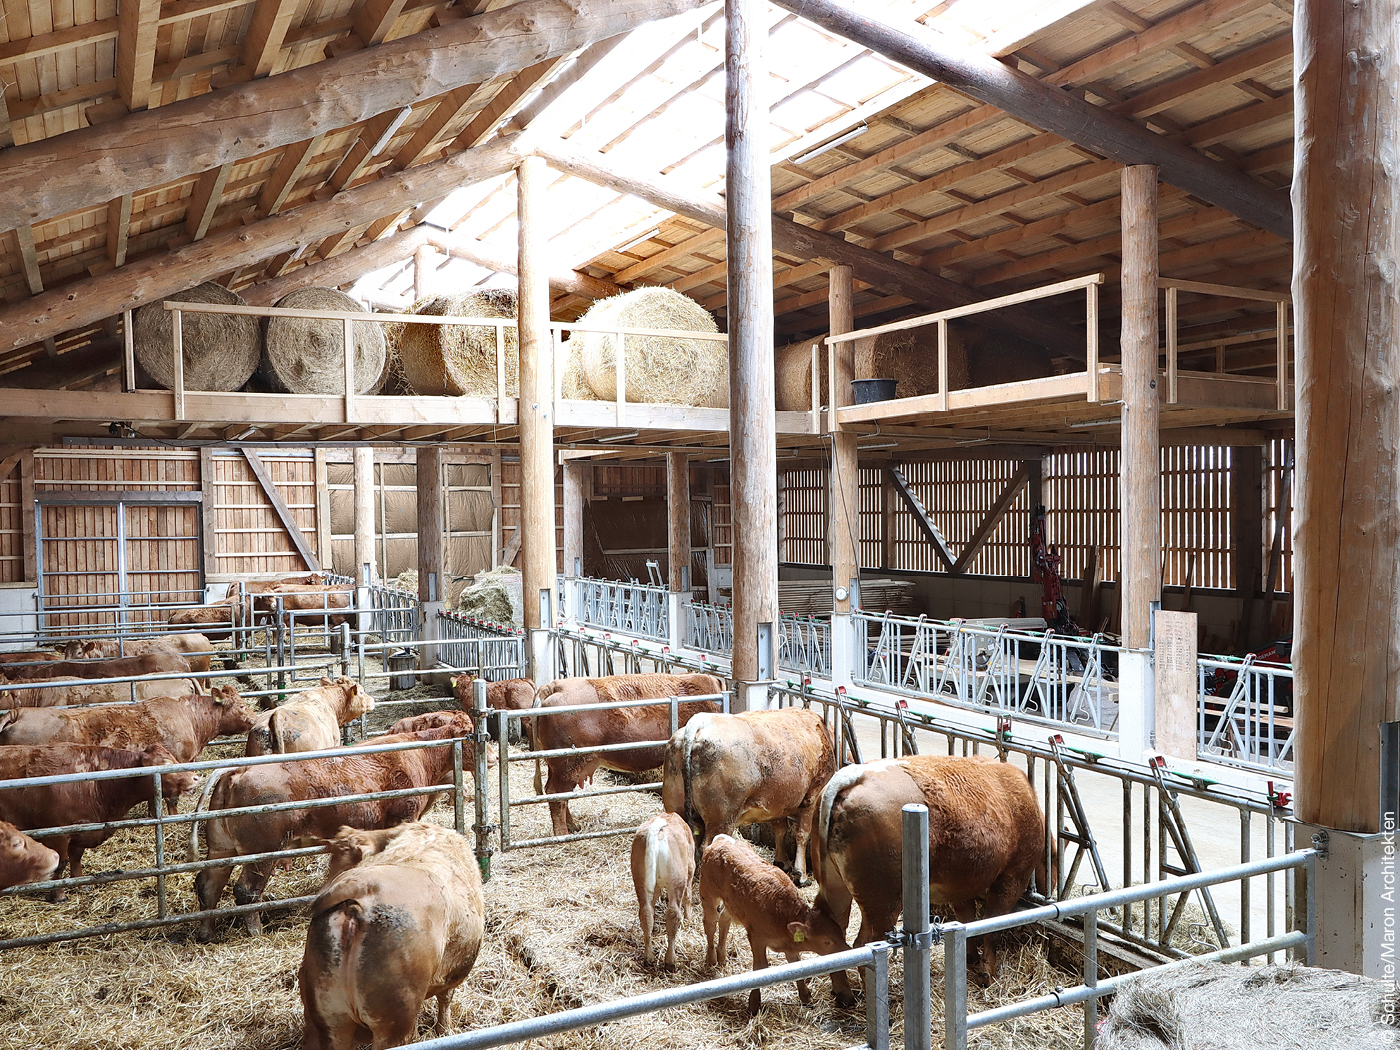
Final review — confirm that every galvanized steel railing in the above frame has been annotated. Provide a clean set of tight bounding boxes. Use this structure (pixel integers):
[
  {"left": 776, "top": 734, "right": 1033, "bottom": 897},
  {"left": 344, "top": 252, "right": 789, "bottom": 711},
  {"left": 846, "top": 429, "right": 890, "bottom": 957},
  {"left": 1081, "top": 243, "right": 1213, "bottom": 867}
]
[
  {"left": 855, "top": 612, "right": 1121, "bottom": 737},
  {"left": 436, "top": 610, "right": 527, "bottom": 681},
  {"left": 574, "top": 577, "right": 669, "bottom": 643},
  {"left": 1197, "top": 655, "right": 1295, "bottom": 773},
  {"left": 683, "top": 601, "right": 830, "bottom": 676},
  {"left": 683, "top": 599, "right": 732, "bottom": 655},
  {"left": 367, "top": 582, "right": 419, "bottom": 645}
]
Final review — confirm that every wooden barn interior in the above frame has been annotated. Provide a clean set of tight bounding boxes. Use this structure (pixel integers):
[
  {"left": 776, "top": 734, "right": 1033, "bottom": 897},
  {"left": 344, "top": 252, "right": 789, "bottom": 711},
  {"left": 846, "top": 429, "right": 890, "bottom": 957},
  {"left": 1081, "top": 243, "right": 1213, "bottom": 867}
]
[{"left": 0, "top": 0, "right": 1395, "bottom": 1046}]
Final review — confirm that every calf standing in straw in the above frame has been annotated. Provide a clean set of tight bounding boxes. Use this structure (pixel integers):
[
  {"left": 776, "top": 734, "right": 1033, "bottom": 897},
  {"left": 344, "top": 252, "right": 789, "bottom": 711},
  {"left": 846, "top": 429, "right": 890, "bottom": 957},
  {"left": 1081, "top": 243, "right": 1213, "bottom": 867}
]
[{"left": 630, "top": 811, "right": 695, "bottom": 968}]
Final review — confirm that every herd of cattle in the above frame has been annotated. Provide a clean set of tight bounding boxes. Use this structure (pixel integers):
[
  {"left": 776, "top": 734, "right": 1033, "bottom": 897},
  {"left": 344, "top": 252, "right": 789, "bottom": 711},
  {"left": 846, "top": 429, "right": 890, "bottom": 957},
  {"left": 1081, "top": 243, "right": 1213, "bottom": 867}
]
[{"left": 0, "top": 617, "right": 1050, "bottom": 1049}]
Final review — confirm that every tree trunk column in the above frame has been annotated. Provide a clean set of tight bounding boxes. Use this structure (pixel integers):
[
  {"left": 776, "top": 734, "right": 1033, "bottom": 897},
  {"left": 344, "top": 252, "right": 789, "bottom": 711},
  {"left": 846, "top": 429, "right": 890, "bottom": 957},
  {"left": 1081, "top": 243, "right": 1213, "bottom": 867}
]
[
  {"left": 667, "top": 451, "right": 691, "bottom": 592},
  {"left": 353, "top": 446, "right": 376, "bottom": 585},
  {"left": 828, "top": 265, "right": 858, "bottom": 688},
  {"left": 1119, "top": 164, "right": 1161, "bottom": 652},
  {"left": 415, "top": 445, "right": 444, "bottom": 671},
  {"left": 518, "top": 155, "right": 557, "bottom": 684},
  {"left": 725, "top": 0, "right": 776, "bottom": 710}
]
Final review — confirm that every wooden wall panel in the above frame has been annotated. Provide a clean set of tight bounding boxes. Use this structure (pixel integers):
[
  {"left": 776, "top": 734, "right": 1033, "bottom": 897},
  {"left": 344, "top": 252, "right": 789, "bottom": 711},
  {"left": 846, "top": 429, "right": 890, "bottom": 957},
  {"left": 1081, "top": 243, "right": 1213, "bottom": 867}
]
[
  {"left": 0, "top": 458, "right": 20, "bottom": 584},
  {"left": 209, "top": 449, "right": 317, "bottom": 579}
]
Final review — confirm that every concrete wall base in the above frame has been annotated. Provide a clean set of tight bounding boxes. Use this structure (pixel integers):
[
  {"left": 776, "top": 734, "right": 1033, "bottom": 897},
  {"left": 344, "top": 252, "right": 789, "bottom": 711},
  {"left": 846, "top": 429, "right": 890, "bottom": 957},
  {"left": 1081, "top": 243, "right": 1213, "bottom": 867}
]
[
  {"left": 1305, "top": 825, "right": 1399, "bottom": 979},
  {"left": 528, "top": 627, "right": 555, "bottom": 686},
  {"left": 734, "top": 680, "right": 774, "bottom": 713}
]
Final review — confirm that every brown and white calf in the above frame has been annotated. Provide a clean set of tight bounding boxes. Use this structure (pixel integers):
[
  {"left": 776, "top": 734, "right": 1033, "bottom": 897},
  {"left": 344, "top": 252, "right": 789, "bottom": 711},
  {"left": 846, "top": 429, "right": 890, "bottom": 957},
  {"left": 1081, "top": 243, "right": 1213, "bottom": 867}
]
[
  {"left": 0, "top": 743, "right": 197, "bottom": 899},
  {"left": 0, "top": 685, "right": 254, "bottom": 762},
  {"left": 0, "top": 818, "right": 60, "bottom": 890},
  {"left": 662, "top": 707, "right": 835, "bottom": 882},
  {"left": 195, "top": 725, "right": 463, "bottom": 937},
  {"left": 533, "top": 673, "right": 724, "bottom": 837},
  {"left": 0, "top": 673, "right": 204, "bottom": 709},
  {"left": 630, "top": 811, "right": 695, "bottom": 969},
  {"left": 698, "top": 834, "right": 849, "bottom": 1014},
  {"left": 245, "top": 677, "right": 375, "bottom": 755},
  {"left": 7, "top": 651, "right": 193, "bottom": 682},
  {"left": 63, "top": 632, "right": 214, "bottom": 673},
  {"left": 816, "top": 756, "right": 1046, "bottom": 996},
  {"left": 299, "top": 822, "right": 485, "bottom": 1050}
]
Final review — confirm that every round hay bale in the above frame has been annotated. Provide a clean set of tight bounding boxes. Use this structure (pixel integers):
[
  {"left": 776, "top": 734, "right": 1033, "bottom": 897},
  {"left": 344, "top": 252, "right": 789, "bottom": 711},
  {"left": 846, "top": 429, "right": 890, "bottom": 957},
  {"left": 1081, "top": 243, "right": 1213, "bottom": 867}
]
[
  {"left": 132, "top": 282, "right": 260, "bottom": 392},
  {"left": 775, "top": 335, "right": 829, "bottom": 411},
  {"left": 854, "top": 323, "right": 971, "bottom": 399},
  {"left": 456, "top": 566, "right": 522, "bottom": 625},
  {"left": 960, "top": 322, "right": 1058, "bottom": 387},
  {"left": 262, "top": 287, "right": 386, "bottom": 395},
  {"left": 396, "top": 289, "right": 519, "bottom": 396},
  {"left": 559, "top": 339, "right": 599, "bottom": 400},
  {"left": 577, "top": 287, "right": 725, "bottom": 406}
]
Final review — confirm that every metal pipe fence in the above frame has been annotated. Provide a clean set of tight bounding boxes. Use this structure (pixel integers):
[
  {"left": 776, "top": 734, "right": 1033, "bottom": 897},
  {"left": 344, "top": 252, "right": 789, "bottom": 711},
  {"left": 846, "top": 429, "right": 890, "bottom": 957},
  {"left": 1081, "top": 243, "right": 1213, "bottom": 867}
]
[
  {"left": 368, "top": 581, "right": 420, "bottom": 645},
  {"left": 768, "top": 680, "right": 1297, "bottom": 966},
  {"left": 574, "top": 577, "right": 670, "bottom": 642},
  {"left": 1197, "top": 655, "right": 1294, "bottom": 773},
  {"left": 436, "top": 611, "right": 527, "bottom": 681},
  {"left": 853, "top": 612, "right": 1121, "bottom": 737},
  {"left": 552, "top": 624, "right": 731, "bottom": 685},
  {"left": 683, "top": 600, "right": 830, "bottom": 676}
]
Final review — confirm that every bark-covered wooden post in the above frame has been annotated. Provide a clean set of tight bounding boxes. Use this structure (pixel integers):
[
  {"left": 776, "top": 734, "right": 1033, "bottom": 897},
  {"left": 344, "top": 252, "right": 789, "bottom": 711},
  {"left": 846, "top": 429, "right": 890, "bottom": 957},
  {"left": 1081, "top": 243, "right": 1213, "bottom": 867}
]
[
  {"left": 667, "top": 451, "right": 691, "bottom": 592},
  {"left": 1119, "top": 164, "right": 1161, "bottom": 652},
  {"left": 413, "top": 243, "right": 436, "bottom": 302},
  {"left": 562, "top": 460, "right": 586, "bottom": 581},
  {"left": 415, "top": 445, "right": 444, "bottom": 670},
  {"left": 517, "top": 156, "right": 557, "bottom": 683},
  {"left": 828, "top": 265, "right": 858, "bottom": 610},
  {"left": 1292, "top": 2, "right": 1399, "bottom": 979},
  {"left": 725, "top": 0, "right": 776, "bottom": 710},
  {"left": 353, "top": 446, "right": 376, "bottom": 585}
]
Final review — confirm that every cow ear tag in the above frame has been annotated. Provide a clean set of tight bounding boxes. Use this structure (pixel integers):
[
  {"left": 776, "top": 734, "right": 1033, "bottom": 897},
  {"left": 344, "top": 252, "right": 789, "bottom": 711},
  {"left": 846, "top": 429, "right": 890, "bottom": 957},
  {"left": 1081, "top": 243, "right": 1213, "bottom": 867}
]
[{"left": 791, "top": 926, "right": 806, "bottom": 943}]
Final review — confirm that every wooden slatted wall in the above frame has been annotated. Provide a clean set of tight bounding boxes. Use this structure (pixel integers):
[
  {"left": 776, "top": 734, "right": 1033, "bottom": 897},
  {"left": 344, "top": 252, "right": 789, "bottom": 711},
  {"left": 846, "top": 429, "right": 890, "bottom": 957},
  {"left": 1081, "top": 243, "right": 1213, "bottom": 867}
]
[
  {"left": 1161, "top": 445, "right": 1232, "bottom": 591},
  {"left": 1043, "top": 449, "right": 1123, "bottom": 587},
  {"left": 779, "top": 468, "right": 827, "bottom": 565},
  {"left": 0, "top": 458, "right": 21, "bottom": 584},
  {"left": 209, "top": 450, "right": 318, "bottom": 579},
  {"left": 1265, "top": 437, "right": 1294, "bottom": 593}
]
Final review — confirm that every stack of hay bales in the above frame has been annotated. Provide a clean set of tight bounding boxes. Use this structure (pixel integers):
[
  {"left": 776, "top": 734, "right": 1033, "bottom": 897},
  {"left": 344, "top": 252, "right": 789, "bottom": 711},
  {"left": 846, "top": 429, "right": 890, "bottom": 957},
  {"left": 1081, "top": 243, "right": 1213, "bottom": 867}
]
[
  {"left": 457, "top": 565, "right": 523, "bottom": 626},
  {"left": 397, "top": 288, "right": 519, "bottom": 396},
  {"left": 261, "top": 287, "right": 386, "bottom": 394},
  {"left": 576, "top": 287, "right": 727, "bottom": 407},
  {"left": 132, "top": 282, "right": 261, "bottom": 391},
  {"left": 958, "top": 322, "right": 1057, "bottom": 387}
]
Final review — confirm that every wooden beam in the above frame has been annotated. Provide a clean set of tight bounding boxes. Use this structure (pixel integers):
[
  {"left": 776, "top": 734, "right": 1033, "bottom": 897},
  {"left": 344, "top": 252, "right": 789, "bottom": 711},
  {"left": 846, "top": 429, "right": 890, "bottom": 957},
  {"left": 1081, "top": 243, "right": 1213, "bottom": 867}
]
[
  {"left": 106, "top": 195, "right": 133, "bottom": 267},
  {"left": 1120, "top": 164, "right": 1161, "bottom": 650},
  {"left": 329, "top": 108, "right": 415, "bottom": 192},
  {"left": 116, "top": 0, "right": 162, "bottom": 111},
  {"left": 532, "top": 139, "right": 1087, "bottom": 357},
  {"left": 888, "top": 465, "right": 954, "bottom": 572},
  {"left": 0, "top": 0, "right": 711, "bottom": 227},
  {"left": 1293, "top": 0, "right": 1399, "bottom": 833},
  {"left": 449, "top": 56, "right": 571, "bottom": 150},
  {"left": 244, "top": 227, "right": 431, "bottom": 304},
  {"left": 199, "top": 447, "right": 218, "bottom": 578},
  {"left": 313, "top": 446, "right": 332, "bottom": 568},
  {"left": 429, "top": 234, "right": 623, "bottom": 300},
  {"left": 666, "top": 451, "right": 690, "bottom": 590},
  {"left": 416, "top": 445, "right": 444, "bottom": 634},
  {"left": 241, "top": 0, "right": 303, "bottom": 78},
  {"left": 14, "top": 225, "right": 42, "bottom": 294},
  {"left": 828, "top": 264, "right": 857, "bottom": 612},
  {"left": 562, "top": 461, "right": 585, "bottom": 578},
  {"left": 185, "top": 164, "right": 233, "bottom": 241},
  {"left": 242, "top": 448, "right": 321, "bottom": 571},
  {"left": 20, "top": 451, "right": 35, "bottom": 584},
  {"left": 353, "top": 446, "right": 376, "bottom": 582},
  {"left": 391, "top": 84, "right": 491, "bottom": 170},
  {"left": 342, "top": 0, "right": 412, "bottom": 53},
  {"left": 950, "top": 462, "right": 1030, "bottom": 574},
  {"left": 0, "top": 134, "right": 526, "bottom": 350},
  {"left": 769, "top": 0, "right": 1291, "bottom": 240},
  {"left": 257, "top": 134, "right": 326, "bottom": 216},
  {"left": 3, "top": 337, "right": 122, "bottom": 389}
]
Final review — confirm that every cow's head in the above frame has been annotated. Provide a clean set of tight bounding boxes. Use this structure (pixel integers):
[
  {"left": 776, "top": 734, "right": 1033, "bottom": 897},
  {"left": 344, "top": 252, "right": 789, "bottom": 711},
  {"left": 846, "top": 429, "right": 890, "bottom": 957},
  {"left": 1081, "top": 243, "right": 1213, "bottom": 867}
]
[
  {"left": 0, "top": 821, "right": 59, "bottom": 889},
  {"left": 307, "top": 825, "right": 407, "bottom": 884},
  {"left": 139, "top": 744, "right": 199, "bottom": 809},
  {"left": 791, "top": 901, "right": 852, "bottom": 959},
  {"left": 339, "top": 678, "right": 375, "bottom": 719},
  {"left": 210, "top": 685, "right": 256, "bottom": 734},
  {"left": 451, "top": 674, "right": 476, "bottom": 707}
]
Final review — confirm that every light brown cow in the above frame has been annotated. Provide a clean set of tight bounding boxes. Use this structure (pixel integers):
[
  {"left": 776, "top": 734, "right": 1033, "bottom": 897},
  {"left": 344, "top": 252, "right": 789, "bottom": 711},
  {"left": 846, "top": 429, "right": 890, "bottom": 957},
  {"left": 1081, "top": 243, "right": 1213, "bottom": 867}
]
[
  {"left": 386, "top": 710, "right": 474, "bottom": 738},
  {"left": 533, "top": 673, "right": 724, "bottom": 837},
  {"left": 254, "top": 584, "right": 353, "bottom": 629},
  {"left": 299, "top": 822, "right": 486, "bottom": 1050},
  {"left": 0, "top": 650, "right": 61, "bottom": 667},
  {"left": 195, "top": 725, "right": 465, "bottom": 937},
  {"left": 245, "top": 677, "right": 375, "bottom": 755},
  {"left": 167, "top": 594, "right": 248, "bottom": 642},
  {"left": 0, "top": 818, "right": 60, "bottom": 890},
  {"left": 63, "top": 633, "right": 214, "bottom": 673},
  {"left": 815, "top": 756, "right": 1046, "bottom": 996},
  {"left": 0, "top": 743, "right": 197, "bottom": 899},
  {"left": 0, "top": 685, "right": 254, "bottom": 761},
  {"left": 699, "top": 834, "right": 849, "bottom": 1014},
  {"left": 630, "top": 811, "right": 695, "bottom": 968},
  {"left": 0, "top": 673, "right": 204, "bottom": 709},
  {"left": 6, "top": 651, "right": 193, "bottom": 682},
  {"left": 452, "top": 674, "right": 535, "bottom": 742},
  {"left": 662, "top": 707, "right": 835, "bottom": 882}
]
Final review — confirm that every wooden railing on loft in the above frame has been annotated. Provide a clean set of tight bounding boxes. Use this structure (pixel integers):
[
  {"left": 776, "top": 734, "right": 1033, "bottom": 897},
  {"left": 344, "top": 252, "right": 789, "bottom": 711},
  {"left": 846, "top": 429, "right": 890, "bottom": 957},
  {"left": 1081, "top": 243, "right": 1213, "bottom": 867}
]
[{"left": 1158, "top": 278, "right": 1291, "bottom": 412}]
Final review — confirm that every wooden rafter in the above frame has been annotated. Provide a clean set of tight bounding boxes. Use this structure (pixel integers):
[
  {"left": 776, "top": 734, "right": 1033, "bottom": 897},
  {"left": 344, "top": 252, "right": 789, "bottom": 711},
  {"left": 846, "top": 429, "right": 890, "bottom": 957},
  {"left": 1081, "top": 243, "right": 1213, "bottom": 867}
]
[
  {"left": 14, "top": 226, "right": 43, "bottom": 294},
  {"left": 185, "top": 164, "right": 234, "bottom": 241},
  {"left": 243, "top": 228, "right": 433, "bottom": 304},
  {"left": 257, "top": 135, "right": 326, "bottom": 216},
  {"left": 241, "top": 0, "right": 303, "bottom": 79},
  {"left": 106, "top": 195, "right": 133, "bottom": 267},
  {"left": 950, "top": 462, "right": 1030, "bottom": 573},
  {"left": 888, "top": 465, "right": 955, "bottom": 571},
  {"left": 391, "top": 84, "right": 492, "bottom": 170},
  {"left": 115, "top": 0, "right": 162, "bottom": 111}
]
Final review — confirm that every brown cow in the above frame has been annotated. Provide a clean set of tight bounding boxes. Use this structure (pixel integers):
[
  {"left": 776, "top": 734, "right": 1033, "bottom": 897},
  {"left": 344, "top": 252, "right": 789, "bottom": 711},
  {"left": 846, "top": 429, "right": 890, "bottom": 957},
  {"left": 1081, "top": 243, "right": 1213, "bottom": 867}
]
[
  {"left": 0, "top": 650, "right": 61, "bottom": 667},
  {"left": 386, "top": 710, "right": 474, "bottom": 738},
  {"left": 168, "top": 594, "right": 248, "bottom": 642},
  {"left": 0, "top": 673, "right": 204, "bottom": 709},
  {"left": 0, "top": 819, "right": 60, "bottom": 890},
  {"left": 630, "top": 811, "right": 695, "bottom": 968},
  {"left": 0, "top": 742, "right": 197, "bottom": 899},
  {"left": 533, "top": 673, "right": 724, "bottom": 837},
  {"left": 662, "top": 707, "right": 835, "bottom": 882},
  {"left": 0, "top": 685, "right": 254, "bottom": 762},
  {"left": 699, "top": 834, "right": 849, "bottom": 1014},
  {"left": 299, "top": 822, "right": 486, "bottom": 1050},
  {"left": 254, "top": 584, "right": 353, "bottom": 629},
  {"left": 6, "top": 651, "right": 193, "bottom": 682},
  {"left": 245, "top": 677, "right": 375, "bottom": 755},
  {"left": 63, "top": 633, "right": 214, "bottom": 673},
  {"left": 816, "top": 756, "right": 1046, "bottom": 997},
  {"left": 452, "top": 674, "right": 535, "bottom": 742},
  {"left": 194, "top": 725, "right": 465, "bottom": 937}
]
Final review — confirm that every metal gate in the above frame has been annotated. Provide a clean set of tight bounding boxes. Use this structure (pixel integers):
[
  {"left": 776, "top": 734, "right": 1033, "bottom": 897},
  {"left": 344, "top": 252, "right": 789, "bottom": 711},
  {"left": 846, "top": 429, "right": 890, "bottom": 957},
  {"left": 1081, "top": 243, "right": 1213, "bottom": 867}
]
[{"left": 36, "top": 491, "right": 204, "bottom": 633}]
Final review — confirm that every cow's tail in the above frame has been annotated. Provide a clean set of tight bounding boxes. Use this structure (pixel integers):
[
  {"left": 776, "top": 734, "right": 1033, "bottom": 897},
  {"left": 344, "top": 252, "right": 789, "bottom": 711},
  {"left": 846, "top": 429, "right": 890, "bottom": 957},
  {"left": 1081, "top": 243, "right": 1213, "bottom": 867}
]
[
  {"left": 643, "top": 817, "right": 665, "bottom": 898},
  {"left": 268, "top": 708, "right": 284, "bottom": 754},
  {"left": 678, "top": 718, "right": 707, "bottom": 869},
  {"left": 187, "top": 765, "right": 232, "bottom": 862}
]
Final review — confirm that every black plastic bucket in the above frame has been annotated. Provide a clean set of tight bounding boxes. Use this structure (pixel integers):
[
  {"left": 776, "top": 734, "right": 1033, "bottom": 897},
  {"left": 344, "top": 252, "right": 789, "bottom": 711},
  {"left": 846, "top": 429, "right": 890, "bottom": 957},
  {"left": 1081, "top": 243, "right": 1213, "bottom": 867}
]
[{"left": 851, "top": 377, "right": 897, "bottom": 404}]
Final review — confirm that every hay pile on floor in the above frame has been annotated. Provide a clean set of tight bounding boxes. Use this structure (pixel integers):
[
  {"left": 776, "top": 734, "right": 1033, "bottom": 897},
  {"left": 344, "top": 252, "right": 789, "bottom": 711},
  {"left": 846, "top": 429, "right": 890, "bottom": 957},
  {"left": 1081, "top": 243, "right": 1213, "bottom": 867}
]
[
  {"left": 392, "top": 569, "right": 419, "bottom": 593},
  {"left": 1097, "top": 962, "right": 1400, "bottom": 1049},
  {"left": 397, "top": 289, "right": 519, "bottom": 396},
  {"left": 261, "top": 287, "right": 386, "bottom": 395},
  {"left": 577, "top": 288, "right": 726, "bottom": 406},
  {"left": 559, "top": 339, "right": 599, "bottom": 400},
  {"left": 775, "top": 335, "right": 828, "bottom": 411},
  {"left": 457, "top": 566, "right": 522, "bottom": 625},
  {"left": 133, "top": 282, "right": 261, "bottom": 391}
]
